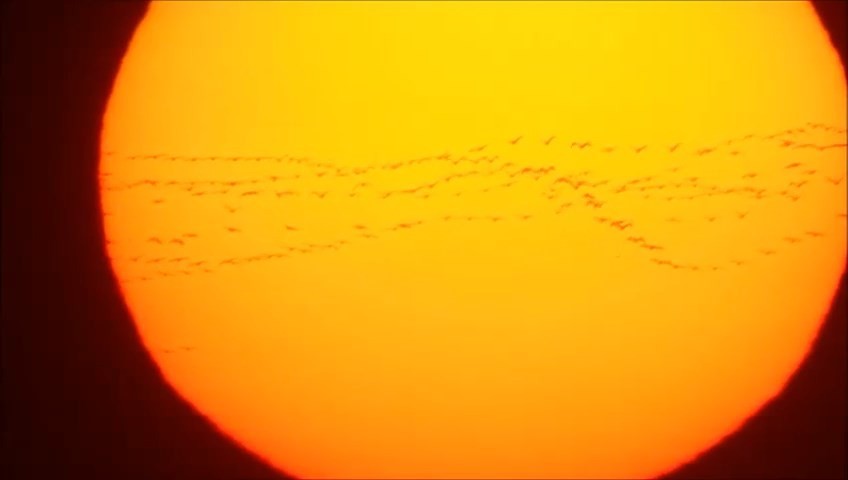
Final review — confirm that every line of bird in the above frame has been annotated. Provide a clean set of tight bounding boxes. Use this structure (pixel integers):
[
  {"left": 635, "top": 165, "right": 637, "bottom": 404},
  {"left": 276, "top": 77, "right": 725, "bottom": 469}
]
[
  {"left": 102, "top": 122, "right": 846, "bottom": 178},
  {"left": 101, "top": 152, "right": 844, "bottom": 213},
  {"left": 113, "top": 202, "right": 839, "bottom": 285}
]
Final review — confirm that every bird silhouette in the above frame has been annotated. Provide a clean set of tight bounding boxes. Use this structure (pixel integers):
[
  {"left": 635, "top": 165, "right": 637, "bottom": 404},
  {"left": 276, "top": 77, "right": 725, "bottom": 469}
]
[{"left": 609, "top": 220, "right": 632, "bottom": 231}]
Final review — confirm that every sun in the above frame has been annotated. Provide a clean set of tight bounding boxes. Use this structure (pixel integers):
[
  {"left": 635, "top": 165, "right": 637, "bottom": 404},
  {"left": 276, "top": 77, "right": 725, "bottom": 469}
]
[{"left": 99, "top": 2, "right": 847, "bottom": 479}]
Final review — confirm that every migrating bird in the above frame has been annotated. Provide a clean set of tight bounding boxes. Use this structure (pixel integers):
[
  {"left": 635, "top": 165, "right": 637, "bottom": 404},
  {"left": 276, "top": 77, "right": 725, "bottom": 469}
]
[
  {"left": 826, "top": 176, "right": 845, "bottom": 185},
  {"left": 668, "top": 143, "right": 681, "bottom": 153},
  {"left": 609, "top": 220, "right": 633, "bottom": 231},
  {"left": 509, "top": 136, "right": 523, "bottom": 145}
]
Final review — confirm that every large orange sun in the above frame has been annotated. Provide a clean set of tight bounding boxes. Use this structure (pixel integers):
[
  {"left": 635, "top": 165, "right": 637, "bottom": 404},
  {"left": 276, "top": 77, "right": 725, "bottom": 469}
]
[{"left": 99, "top": 2, "right": 847, "bottom": 479}]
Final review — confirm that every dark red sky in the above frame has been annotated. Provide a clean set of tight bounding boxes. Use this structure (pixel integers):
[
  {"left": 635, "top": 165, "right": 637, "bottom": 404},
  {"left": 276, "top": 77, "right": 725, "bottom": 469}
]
[{"left": 2, "top": 2, "right": 845, "bottom": 479}]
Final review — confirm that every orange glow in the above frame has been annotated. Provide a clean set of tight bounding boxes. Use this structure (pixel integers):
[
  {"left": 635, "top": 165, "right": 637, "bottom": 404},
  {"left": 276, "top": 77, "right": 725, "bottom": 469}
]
[{"left": 99, "top": 2, "right": 847, "bottom": 479}]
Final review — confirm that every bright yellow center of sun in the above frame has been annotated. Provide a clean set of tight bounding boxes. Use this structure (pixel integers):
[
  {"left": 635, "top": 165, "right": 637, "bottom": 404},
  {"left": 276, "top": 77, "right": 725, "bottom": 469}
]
[{"left": 99, "top": 1, "right": 847, "bottom": 479}]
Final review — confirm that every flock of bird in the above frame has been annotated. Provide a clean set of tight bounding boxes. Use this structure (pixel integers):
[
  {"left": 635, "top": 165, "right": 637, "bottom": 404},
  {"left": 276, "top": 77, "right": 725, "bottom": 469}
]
[{"left": 100, "top": 122, "right": 847, "bottom": 284}]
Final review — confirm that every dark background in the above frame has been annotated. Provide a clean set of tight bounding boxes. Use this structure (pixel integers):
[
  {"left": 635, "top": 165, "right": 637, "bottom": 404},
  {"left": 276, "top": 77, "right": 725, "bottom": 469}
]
[{"left": 2, "top": 2, "right": 845, "bottom": 479}]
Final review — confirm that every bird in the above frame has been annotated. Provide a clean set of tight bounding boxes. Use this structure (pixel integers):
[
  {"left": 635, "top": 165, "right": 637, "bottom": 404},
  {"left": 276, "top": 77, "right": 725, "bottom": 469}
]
[
  {"left": 509, "top": 136, "right": 522, "bottom": 145},
  {"left": 225, "top": 226, "right": 240, "bottom": 233},
  {"left": 147, "top": 237, "right": 163, "bottom": 244},
  {"left": 784, "top": 162, "right": 802, "bottom": 169},
  {"left": 543, "top": 136, "right": 556, "bottom": 146},
  {"left": 783, "top": 236, "right": 801, "bottom": 244},
  {"left": 804, "top": 231, "right": 824, "bottom": 238},
  {"left": 826, "top": 176, "right": 844, "bottom": 185},
  {"left": 633, "top": 145, "right": 647, "bottom": 154},
  {"left": 609, "top": 220, "right": 632, "bottom": 230},
  {"left": 284, "top": 225, "right": 299, "bottom": 232},
  {"left": 668, "top": 144, "right": 681, "bottom": 153}
]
